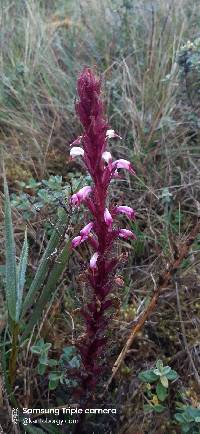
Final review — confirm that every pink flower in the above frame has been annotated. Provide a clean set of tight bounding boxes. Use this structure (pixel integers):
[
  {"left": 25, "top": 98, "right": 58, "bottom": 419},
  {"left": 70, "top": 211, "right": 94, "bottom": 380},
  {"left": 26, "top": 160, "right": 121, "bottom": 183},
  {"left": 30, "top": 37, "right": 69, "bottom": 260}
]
[
  {"left": 112, "top": 159, "right": 135, "bottom": 175},
  {"left": 70, "top": 147, "right": 84, "bottom": 158},
  {"left": 71, "top": 186, "right": 92, "bottom": 206},
  {"left": 80, "top": 222, "right": 94, "bottom": 239},
  {"left": 118, "top": 229, "right": 136, "bottom": 239},
  {"left": 90, "top": 252, "right": 99, "bottom": 270},
  {"left": 102, "top": 151, "right": 112, "bottom": 164},
  {"left": 71, "top": 235, "right": 82, "bottom": 248},
  {"left": 106, "top": 129, "right": 122, "bottom": 139},
  {"left": 115, "top": 206, "right": 136, "bottom": 219},
  {"left": 104, "top": 208, "right": 113, "bottom": 226},
  {"left": 72, "top": 222, "right": 94, "bottom": 248}
]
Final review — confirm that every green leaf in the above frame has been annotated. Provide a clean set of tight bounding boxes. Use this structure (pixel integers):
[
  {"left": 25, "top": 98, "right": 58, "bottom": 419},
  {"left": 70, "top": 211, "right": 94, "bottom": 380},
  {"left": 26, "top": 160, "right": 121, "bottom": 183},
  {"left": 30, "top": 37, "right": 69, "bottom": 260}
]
[
  {"left": 4, "top": 174, "right": 17, "bottom": 321},
  {"left": 65, "top": 378, "right": 78, "bottom": 387},
  {"left": 153, "top": 404, "right": 166, "bottom": 413},
  {"left": 138, "top": 370, "right": 158, "bottom": 383},
  {"left": 62, "top": 346, "right": 76, "bottom": 359},
  {"left": 21, "top": 239, "right": 71, "bottom": 339},
  {"left": 23, "top": 426, "right": 45, "bottom": 434},
  {"left": 156, "top": 382, "right": 168, "bottom": 401},
  {"left": 160, "top": 376, "right": 168, "bottom": 388},
  {"left": 156, "top": 360, "right": 163, "bottom": 371},
  {"left": 187, "top": 407, "right": 200, "bottom": 419},
  {"left": 153, "top": 368, "right": 161, "bottom": 376},
  {"left": 174, "top": 413, "right": 186, "bottom": 423},
  {"left": 143, "top": 404, "right": 154, "bottom": 413},
  {"left": 48, "top": 372, "right": 60, "bottom": 390},
  {"left": 47, "top": 359, "right": 58, "bottom": 367},
  {"left": 38, "top": 363, "right": 46, "bottom": 375},
  {"left": 162, "top": 366, "right": 171, "bottom": 375},
  {"left": 182, "top": 425, "right": 192, "bottom": 433},
  {"left": 43, "top": 342, "right": 52, "bottom": 352},
  {"left": 16, "top": 227, "right": 28, "bottom": 321},
  {"left": 167, "top": 369, "right": 178, "bottom": 380},
  {"left": 0, "top": 265, "right": 6, "bottom": 276},
  {"left": 21, "top": 207, "right": 68, "bottom": 317},
  {"left": 59, "top": 373, "right": 65, "bottom": 384},
  {"left": 39, "top": 353, "right": 48, "bottom": 365},
  {"left": 40, "top": 424, "right": 61, "bottom": 434},
  {"left": 69, "top": 355, "right": 81, "bottom": 369},
  {"left": 49, "top": 378, "right": 59, "bottom": 390},
  {"left": 49, "top": 372, "right": 61, "bottom": 381},
  {"left": 31, "top": 347, "right": 41, "bottom": 355},
  {"left": 31, "top": 339, "right": 45, "bottom": 354}
]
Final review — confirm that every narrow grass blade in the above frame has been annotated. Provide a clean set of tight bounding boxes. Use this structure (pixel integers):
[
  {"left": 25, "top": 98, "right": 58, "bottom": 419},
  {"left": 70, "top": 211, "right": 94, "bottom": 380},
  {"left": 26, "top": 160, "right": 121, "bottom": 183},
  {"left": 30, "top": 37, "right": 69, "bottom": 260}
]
[
  {"left": 4, "top": 175, "right": 17, "bottom": 322},
  {"left": 40, "top": 424, "right": 62, "bottom": 434},
  {"left": 16, "top": 228, "right": 28, "bottom": 321},
  {"left": 21, "top": 239, "right": 71, "bottom": 339},
  {"left": 21, "top": 208, "right": 68, "bottom": 317},
  {"left": 0, "top": 265, "right": 6, "bottom": 276},
  {"left": 23, "top": 426, "right": 46, "bottom": 434},
  {"left": 0, "top": 326, "right": 18, "bottom": 407}
]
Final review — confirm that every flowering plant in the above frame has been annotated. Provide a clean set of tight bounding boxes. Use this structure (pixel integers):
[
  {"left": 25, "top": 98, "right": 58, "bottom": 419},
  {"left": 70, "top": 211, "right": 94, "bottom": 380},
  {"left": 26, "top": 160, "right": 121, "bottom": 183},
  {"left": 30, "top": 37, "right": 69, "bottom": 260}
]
[{"left": 70, "top": 67, "right": 136, "bottom": 397}]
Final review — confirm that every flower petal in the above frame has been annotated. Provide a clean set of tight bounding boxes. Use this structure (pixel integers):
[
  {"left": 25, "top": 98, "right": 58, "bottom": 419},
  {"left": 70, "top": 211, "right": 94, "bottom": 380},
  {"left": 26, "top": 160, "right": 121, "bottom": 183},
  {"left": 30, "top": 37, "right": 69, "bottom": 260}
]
[
  {"left": 90, "top": 252, "right": 99, "bottom": 270},
  {"left": 71, "top": 186, "right": 92, "bottom": 206},
  {"left": 104, "top": 208, "right": 113, "bottom": 226},
  {"left": 106, "top": 129, "right": 122, "bottom": 139},
  {"left": 80, "top": 222, "right": 94, "bottom": 239},
  {"left": 118, "top": 229, "right": 136, "bottom": 239},
  {"left": 102, "top": 151, "right": 112, "bottom": 164},
  {"left": 70, "top": 146, "right": 84, "bottom": 157},
  {"left": 112, "top": 159, "right": 135, "bottom": 174},
  {"left": 115, "top": 205, "right": 136, "bottom": 219},
  {"left": 71, "top": 236, "right": 82, "bottom": 248}
]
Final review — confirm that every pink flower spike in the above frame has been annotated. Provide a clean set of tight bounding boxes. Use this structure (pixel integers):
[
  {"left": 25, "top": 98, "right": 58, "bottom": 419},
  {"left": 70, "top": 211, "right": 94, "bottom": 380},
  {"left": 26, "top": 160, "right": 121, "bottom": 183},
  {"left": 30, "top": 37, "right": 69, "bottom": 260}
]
[
  {"left": 106, "top": 129, "right": 122, "bottom": 139},
  {"left": 118, "top": 229, "right": 137, "bottom": 240},
  {"left": 112, "top": 159, "right": 135, "bottom": 175},
  {"left": 116, "top": 206, "right": 136, "bottom": 219},
  {"left": 90, "top": 252, "right": 99, "bottom": 270},
  {"left": 70, "top": 147, "right": 84, "bottom": 158},
  {"left": 71, "top": 186, "right": 92, "bottom": 206},
  {"left": 102, "top": 151, "right": 112, "bottom": 164},
  {"left": 80, "top": 222, "right": 94, "bottom": 239},
  {"left": 104, "top": 208, "right": 113, "bottom": 226},
  {"left": 69, "top": 136, "right": 82, "bottom": 147},
  {"left": 71, "top": 235, "right": 82, "bottom": 248}
]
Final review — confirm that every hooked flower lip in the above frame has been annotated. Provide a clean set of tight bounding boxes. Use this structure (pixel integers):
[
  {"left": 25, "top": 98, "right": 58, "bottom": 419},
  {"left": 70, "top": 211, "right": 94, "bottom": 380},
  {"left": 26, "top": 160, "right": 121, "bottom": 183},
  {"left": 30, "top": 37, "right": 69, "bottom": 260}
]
[
  {"left": 90, "top": 252, "right": 99, "bottom": 270},
  {"left": 71, "top": 235, "right": 82, "bottom": 248},
  {"left": 104, "top": 208, "right": 113, "bottom": 226},
  {"left": 71, "top": 185, "right": 92, "bottom": 206},
  {"left": 72, "top": 222, "right": 94, "bottom": 248},
  {"left": 102, "top": 151, "right": 112, "bottom": 164},
  {"left": 115, "top": 205, "right": 136, "bottom": 219},
  {"left": 80, "top": 222, "right": 94, "bottom": 239},
  {"left": 70, "top": 146, "right": 84, "bottom": 158},
  {"left": 112, "top": 159, "right": 136, "bottom": 175},
  {"left": 118, "top": 229, "right": 137, "bottom": 240},
  {"left": 106, "top": 129, "right": 122, "bottom": 139}
]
